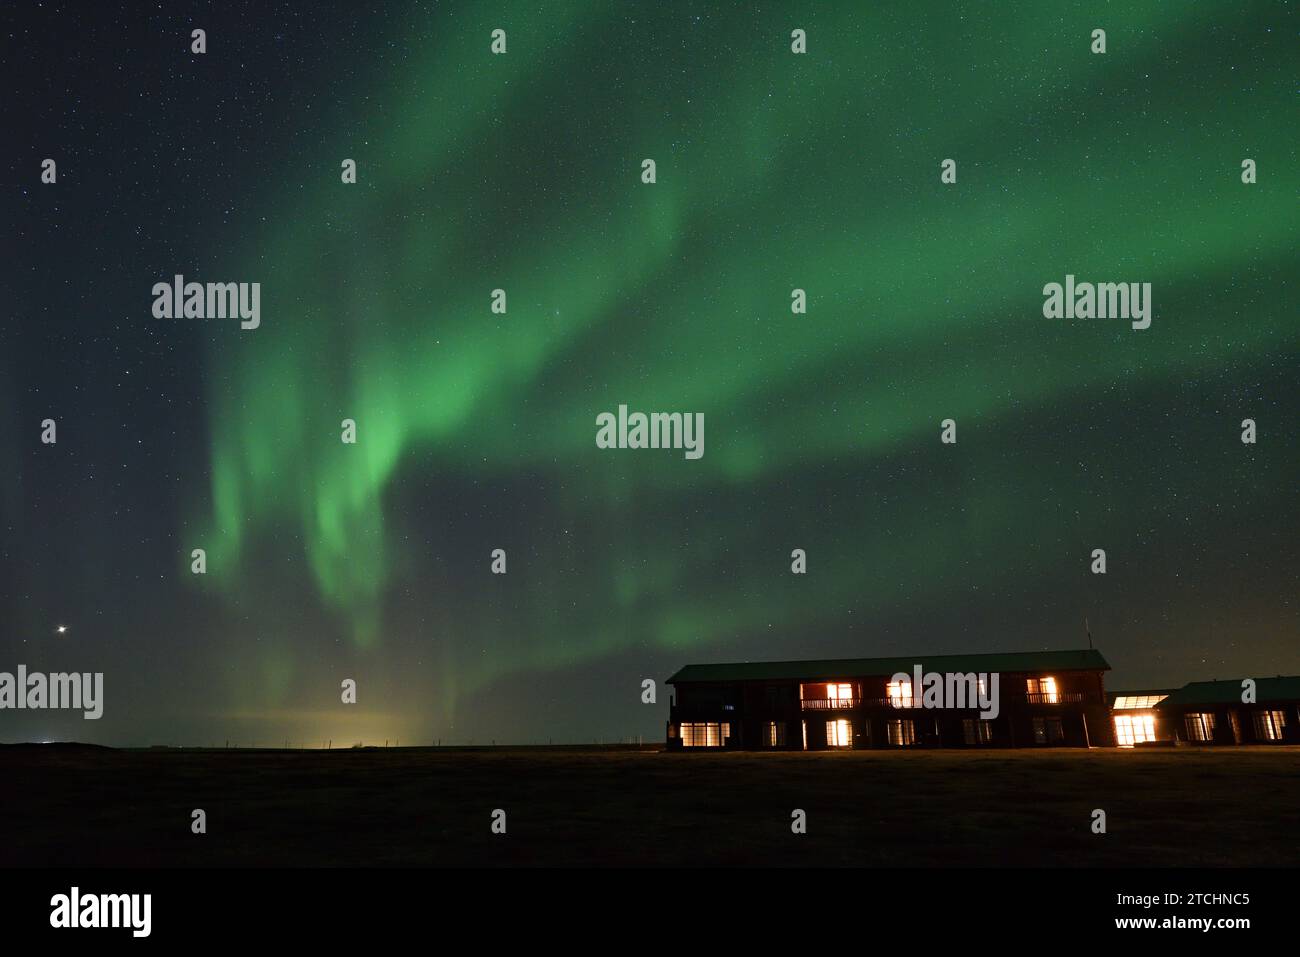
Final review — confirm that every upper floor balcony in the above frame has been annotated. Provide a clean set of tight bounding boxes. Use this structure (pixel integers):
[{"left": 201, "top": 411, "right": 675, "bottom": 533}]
[
  {"left": 1025, "top": 691, "right": 1085, "bottom": 704},
  {"left": 802, "top": 696, "right": 911, "bottom": 710}
]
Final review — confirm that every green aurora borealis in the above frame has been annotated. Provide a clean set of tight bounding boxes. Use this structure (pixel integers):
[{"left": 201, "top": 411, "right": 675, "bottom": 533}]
[{"left": 5, "top": 1, "right": 1298, "bottom": 745}]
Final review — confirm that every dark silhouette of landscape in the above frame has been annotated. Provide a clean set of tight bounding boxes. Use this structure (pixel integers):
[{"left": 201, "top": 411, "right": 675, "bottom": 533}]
[{"left": 2, "top": 744, "right": 1297, "bottom": 867}]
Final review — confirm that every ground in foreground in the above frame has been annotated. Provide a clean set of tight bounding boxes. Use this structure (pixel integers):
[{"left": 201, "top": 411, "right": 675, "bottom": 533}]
[{"left": 1, "top": 745, "right": 1296, "bottom": 866}]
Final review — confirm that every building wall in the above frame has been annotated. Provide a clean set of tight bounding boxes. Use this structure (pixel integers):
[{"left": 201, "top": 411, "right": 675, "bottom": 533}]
[
  {"left": 1160, "top": 702, "right": 1300, "bottom": 745},
  {"left": 667, "top": 669, "right": 1113, "bottom": 750}
]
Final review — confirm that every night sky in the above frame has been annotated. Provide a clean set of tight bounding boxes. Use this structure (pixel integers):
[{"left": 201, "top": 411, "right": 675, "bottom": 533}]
[{"left": 2, "top": 1, "right": 1296, "bottom": 747}]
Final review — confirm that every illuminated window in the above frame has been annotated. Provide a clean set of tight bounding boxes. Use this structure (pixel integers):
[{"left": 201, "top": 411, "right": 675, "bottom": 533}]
[
  {"left": 825, "top": 719, "right": 852, "bottom": 747},
  {"left": 887, "top": 719, "right": 916, "bottom": 746},
  {"left": 962, "top": 719, "right": 993, "bottom": 745},
  {"left": 680, "top": 722, "right": 730, "bottom": 747},
  {"left": 1113, "top": 694, "right": 1168, "bottom": 710},
  {"left": 1032, "top": 716, "right": 1064, "bottom": 744},
  {"left": 826, "top": 683, "right": 853, "bottom": 701},
  {"left": 1184, "top": 713, "right": 1216, "bottom": 742},
  {"left": 886, "top": 679, "right": 914, "bottom": 709},
  {"left": 1113, "top": 713, "right": 1156, "bottom": 748},
  {"left": 1026, "top": 677, "right": 1058, "bottom": 703},
  {"left": 1253, "top": 711, "right": 1286, "bottom": 742},
  {"left": 766, "top": 721, "right": 787, "bottom": 747}
]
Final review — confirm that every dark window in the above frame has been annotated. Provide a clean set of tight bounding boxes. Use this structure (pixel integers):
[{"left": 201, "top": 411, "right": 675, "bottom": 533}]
[
  {"left": 1032, "top": 717, "right": 1064, "bottom": 745},
  {"left": 887, "top": 719, "right": 916, "bottom": 746}
]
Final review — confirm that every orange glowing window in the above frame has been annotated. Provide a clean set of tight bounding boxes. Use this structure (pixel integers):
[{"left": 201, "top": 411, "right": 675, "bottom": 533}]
[
  {"left": 1026, "top": 676, "right": 1059, "bottom": 703},
  {"left": 886, "top": 679, "right": 913, "bottom": 708},
  {"left": 825, "top": 719, "right": 852, "bottom": 747},
  {"left": 1253, "top": 710, "right": 1286, "bottom": 742},
  {"left": 1184, "top": 713, "right": 1215, "bottom": 742},
  {"left": 826, "top": 683, "right": 852, "bottom": 701},
  {"left": 1113, "top": 713, "right": 1156, "bottom": 748},
  {"left": 680, "top": 722, "right": 730, "bottom": 747}
]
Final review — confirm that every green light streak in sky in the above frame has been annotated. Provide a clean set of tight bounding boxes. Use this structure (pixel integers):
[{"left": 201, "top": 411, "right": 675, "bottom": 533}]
[{"left": 195, "top": 0, "right": 1298, "bottom": 686}]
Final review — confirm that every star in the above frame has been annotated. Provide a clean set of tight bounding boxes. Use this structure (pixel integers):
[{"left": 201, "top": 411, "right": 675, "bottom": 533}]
[{"left": 56, "top": 625, "right": 68, "bottom": 635}]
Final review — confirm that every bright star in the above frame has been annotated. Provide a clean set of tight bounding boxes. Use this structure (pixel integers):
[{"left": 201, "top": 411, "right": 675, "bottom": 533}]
[{"left": 56, "top": 625, "right": 67, "bottom": 635}]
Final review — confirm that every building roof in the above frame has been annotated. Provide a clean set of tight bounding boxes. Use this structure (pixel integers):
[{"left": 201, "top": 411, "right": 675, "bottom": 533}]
[
  {"left": 1155, "top": 676, "right": 1300, "bottom": 709},
  {"left": 1107, "top": 689, "right": 1177, "bottom": 704},
  {"left": 666, "top": 648, "right": 1110, "bottom": 685}
]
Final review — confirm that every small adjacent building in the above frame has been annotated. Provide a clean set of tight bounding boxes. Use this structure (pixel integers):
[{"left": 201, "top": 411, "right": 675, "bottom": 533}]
[
  {"left": 665, "top": 648, "right": 1113, "bottom": 750},
  {"left": 1154, "top": 677, "right": 1300, "bottom": 745},
  {"left": 1107, "top": 689, "right": 1175, "bottom": 748}
]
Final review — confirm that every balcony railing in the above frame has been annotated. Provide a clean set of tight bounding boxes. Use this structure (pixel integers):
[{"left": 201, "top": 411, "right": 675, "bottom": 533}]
[
  {"left": 799, "top": 693, "right": 1091, "bottom": 710},
  {"left": 802, "top": 697, "right": 918, "bottom": 710},
  {"left": 1025, "top": 692, "right": 1084, "bottom": 704},
  {"left": 802, "top": 697, "right": 862, "bottom": 710}
]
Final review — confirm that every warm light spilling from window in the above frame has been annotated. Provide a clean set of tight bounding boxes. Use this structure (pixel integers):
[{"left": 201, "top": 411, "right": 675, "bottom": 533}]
[
  {"left": 767, "top": 721, "right": 785, "bottom": 747},
  {"left": 1253, "top": 710, "right": 1286, "bottom": 742},
  {"left": 1026, "top": 676, "right": 1059, "bottom": 703},
  {"left": 1184, "top": 713, "right": 1216, "bottom": 742},
  {"left": 680, "top": 722, "right": 730, "bottom": 747},
  {"left": 1113, "top": 694, "right": 1168, "bottom": 710},
  {"left": 1113, "top": 713, "right": 1156, "bottom": 747},
  {"left": 886, "top": 679, "right": 913, "bottom": 708},
  {"left": 825, "top": 719, "right": 852, "bottom": 747},
  {"left": 826, "top": 683, "right": 853, "bottom": 701}
]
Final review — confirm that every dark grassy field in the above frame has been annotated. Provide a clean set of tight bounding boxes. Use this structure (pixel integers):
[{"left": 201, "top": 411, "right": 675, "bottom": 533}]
[{"left": 1, "top": 744, "right": 1297, "bottom": 867}]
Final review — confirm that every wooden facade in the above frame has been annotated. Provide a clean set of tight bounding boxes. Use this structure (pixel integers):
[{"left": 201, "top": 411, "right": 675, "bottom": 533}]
[
  {"left": 666, "top": 649, "right": 1114, "bottom": 750},
  {"left": 1151, "top": 677, "right": 1300, "bottom": 746}
]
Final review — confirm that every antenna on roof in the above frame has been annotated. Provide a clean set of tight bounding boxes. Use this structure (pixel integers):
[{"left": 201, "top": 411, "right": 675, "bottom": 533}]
[{"left": 1085, "top": 616, "right": 1094, "bottom": 650}]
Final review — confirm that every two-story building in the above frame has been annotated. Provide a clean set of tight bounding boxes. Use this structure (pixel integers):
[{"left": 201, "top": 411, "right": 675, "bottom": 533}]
[{"left": 665, "top": 648, "right": 1113, "bottom": 750}]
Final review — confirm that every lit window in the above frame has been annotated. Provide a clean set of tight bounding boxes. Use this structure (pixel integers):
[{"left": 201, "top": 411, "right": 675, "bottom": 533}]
[
  {"left": 680, "top": 722, "right": 730, "bottom": 747},
  {"left": 962, "top": 719, "right": 993, "bottom": 745},
  {"left": 825, "top": 719, "right": 852, "bottom": 747},
  {"left": 1253, "top": 711, "right": 1286, "bottom": 742},
  {"left": 1113, "top": 714, "right": 1156, "bottom": 748},
  {"left": 767, "top": 721, "right": 786, "bottom": 747},
  {"left": 826, "top": 683, "right": 852, "bottom": 701},
  {"left": 886, "top": 679, "right": 914, "bottom": 709},
  {"left": 1026, "top": 677, "right": 1059, "bottom": 703},
  {"left": 1184, "top": 713, "right": 1216, "bottom": 743},
  {"left": 887, "top": 719, "right": 916, "bottom": 746},
  {"left": 1114, "top": 694, "right": 1168, "bottom": 710}
]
